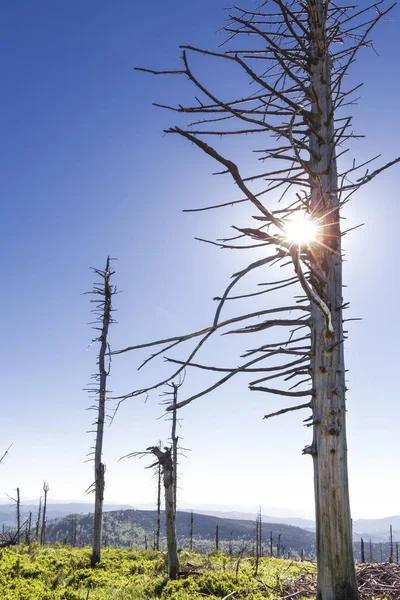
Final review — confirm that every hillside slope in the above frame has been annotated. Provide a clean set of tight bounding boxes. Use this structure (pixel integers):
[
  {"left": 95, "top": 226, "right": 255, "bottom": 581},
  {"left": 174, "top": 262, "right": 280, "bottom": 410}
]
[{"left": 45, "top": 509, "right": 316, "bottom": 556}]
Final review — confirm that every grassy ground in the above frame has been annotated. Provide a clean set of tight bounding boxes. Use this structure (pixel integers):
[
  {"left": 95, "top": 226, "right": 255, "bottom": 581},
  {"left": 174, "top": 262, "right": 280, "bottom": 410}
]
[{"left": 0, "top": 545, "right": 317, "bottom": 600}]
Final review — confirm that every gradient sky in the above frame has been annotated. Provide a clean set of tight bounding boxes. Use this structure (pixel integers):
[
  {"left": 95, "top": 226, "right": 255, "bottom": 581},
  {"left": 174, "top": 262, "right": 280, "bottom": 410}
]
[{"left": 1, "top": 1, "right": 399, "bottom": 521}]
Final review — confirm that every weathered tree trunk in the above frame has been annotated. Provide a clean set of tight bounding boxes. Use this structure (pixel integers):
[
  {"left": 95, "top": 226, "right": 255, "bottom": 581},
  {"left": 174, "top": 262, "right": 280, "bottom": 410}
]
[
  {"left": 171, "top": 385, "right": 179, "bottom": 516},
  {"left": 26, "top": 511, "right": 32, "bottom": 545},
  {"left": 90, "top": 257, "right": 113, "bottom": 568},
  {"left": 151, "top": 446, "right": 179, "bottom": 579},
  {"left": 156, "top": 459, "right": 161, "bottom": 551},
  {"left": 35, "top": 497, "right": 42, "bottom": 542},
  {"left": 190, "top": 510, "right": 193, "bottom": 551},
  {"left": 16, "top": 487, "right": 20, "bottom": 544},
  {"left": 41, "top": 482, "right": 49, "bottom": 545},
  {"left": 307, "top": 5, "right": 358, "bottom": 599},
  {"left": 163, "top": 448, "right": 179, "bottom": 579}
]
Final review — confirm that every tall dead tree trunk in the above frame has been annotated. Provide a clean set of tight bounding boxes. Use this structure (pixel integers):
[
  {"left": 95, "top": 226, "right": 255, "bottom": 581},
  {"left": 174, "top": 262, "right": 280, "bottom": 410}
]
[
  {"left": 171, "top": 384, "right": 179, "bottom": 516},
  {"left": 116, "top": 2, "right": 400, "bottom": 598},
  {"left": 304, "top": 11, "right": 357, "bottom": 596},
  {"left": 85, "top": 257, "right": 115, "bottom": 568}
]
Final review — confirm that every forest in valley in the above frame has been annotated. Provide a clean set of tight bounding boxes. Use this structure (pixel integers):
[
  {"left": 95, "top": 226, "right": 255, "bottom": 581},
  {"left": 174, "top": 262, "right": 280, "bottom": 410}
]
[{"left": 2, "top": 1, "right": 400, "bottom": 599}]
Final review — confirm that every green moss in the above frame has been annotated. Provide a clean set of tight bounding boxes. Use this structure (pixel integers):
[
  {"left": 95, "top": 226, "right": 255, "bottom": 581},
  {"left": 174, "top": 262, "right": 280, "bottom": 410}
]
[{"left": 0, "top": 546, "right": 321, "bottom": 600}]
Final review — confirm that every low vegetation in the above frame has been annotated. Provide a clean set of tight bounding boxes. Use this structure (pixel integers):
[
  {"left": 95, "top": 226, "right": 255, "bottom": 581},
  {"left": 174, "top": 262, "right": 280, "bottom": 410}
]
[{"left": 0, "top": 545, "right": 316, "bottom": 600}]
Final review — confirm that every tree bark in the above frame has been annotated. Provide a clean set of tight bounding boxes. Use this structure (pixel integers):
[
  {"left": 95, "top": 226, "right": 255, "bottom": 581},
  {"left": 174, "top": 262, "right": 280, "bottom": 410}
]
[
  {"left": 156, "top": 460, "right": 161, "bottom": 551},
  {"left": 307, "top": 4, "right": 358, "bottom": 599},
  {"left": 16, "top": 488, "right": 20, "bottom": 544},
  {"left": 41, "top": 483, "right": 49, "bottom": 545},
  {"left": 163, "top": 449, "right": 179, "bottom": 579},
  {"left": 151, "top": 446, "right": 179, "bottom": 579},
  {"left": 91, "top": 257, "right": 112, "bottom": 568},
  {"left": 171, "top": 385, "right": 179, "bottom": 516},
  {"left": 35, "top": 497, "right": 41, "bottom": 542}
]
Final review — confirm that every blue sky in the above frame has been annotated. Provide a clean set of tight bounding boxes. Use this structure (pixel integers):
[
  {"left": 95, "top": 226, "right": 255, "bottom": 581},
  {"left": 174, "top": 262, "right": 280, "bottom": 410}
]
[{"left": 1, "top": 1, "right": 399, "bottom": 521}]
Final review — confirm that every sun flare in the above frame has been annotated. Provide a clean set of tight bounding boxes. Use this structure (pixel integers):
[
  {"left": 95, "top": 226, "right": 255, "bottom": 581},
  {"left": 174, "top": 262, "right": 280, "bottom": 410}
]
[{"left": 284, "top": 213, "right": 317, "bottom": 246}]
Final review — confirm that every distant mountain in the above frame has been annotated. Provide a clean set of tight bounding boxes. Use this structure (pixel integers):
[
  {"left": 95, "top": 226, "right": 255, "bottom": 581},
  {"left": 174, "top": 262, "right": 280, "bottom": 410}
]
[
  {"left": 352, "top": 516, "right": 400, "bottom": 543},
  {"left": 43, "top": 509, "right": 316, "bottom": 557},
  {"left": 2, "top": 500, "right": 399, "bottom": 547},
  {"left": 181, "top": 509, "right": 315, "bottom": 530},
  {"left": 0, "top": 503, "right": 134, "bottom": 526}
]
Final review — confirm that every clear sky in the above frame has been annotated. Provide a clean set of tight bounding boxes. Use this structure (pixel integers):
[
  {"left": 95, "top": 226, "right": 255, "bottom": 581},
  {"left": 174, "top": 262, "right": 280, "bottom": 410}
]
[{"left": 1, "top": 1, "right": 399, "bottom": 521}]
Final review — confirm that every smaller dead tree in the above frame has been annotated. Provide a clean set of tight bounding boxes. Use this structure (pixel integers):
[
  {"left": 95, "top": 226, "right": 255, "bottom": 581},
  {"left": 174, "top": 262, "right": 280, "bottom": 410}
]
[
  {"left": 156, "top": 444, "right": 162, "bottom": 551},
  {"left": 255, "top": 506, "right": 262, "bottom": 575},
  {"left": 35, "top": 497, "right": 42, "bottom": 542},
  {"left": 190, "top": 510, "right": 194, "bottom": 551},
  {"left": 6, "top": 487, "right": 21, "bottom": 544},
  {"left": 121, "top": 445, "right": 179, "bottom": 579},
  {"left": 160, "top": 376, "right": 186, "bottom": 517},
  {"left": 389, "top": 526, "right": 394, "bottom": 563},
  {"left": 40, "top": 482, "right": 49, "bottom": 545},
  {"left": 361, "top": 538, "right": 365, "bottom": 564},
  {"left": 71, "top": 518, "right": 77, "bottom": 547},
  {"left": 16, "top": 488, "right": 20, "bottom": 543},
  {"left": 148, "top": 446, "right": 179, "bottom": 579},
  {"left": 25, "top": 512, "right": 32, "bottom": 545}
]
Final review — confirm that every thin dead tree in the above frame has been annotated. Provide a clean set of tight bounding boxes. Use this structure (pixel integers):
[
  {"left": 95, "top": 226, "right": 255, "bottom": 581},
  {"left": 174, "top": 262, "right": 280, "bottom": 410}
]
[
  {"left": 6, "top": 488, "right": 21, "bottom": 544},
  {"left": 84, "top": 257, "right": 116, "bottom": 567},
  {"left": 190, "top": 510, "right": 194, "bottom": 551},
  {"left": 35, "top": 496, "right": 42, "bottom": 542},
  {"left": 389, "top": 525, "right": 394, "bottom": 563},
  {"left": 160, "top": 376, "right": 186, "bottom": 517},
  {"left": 112, "top": 2, "right": 399, "bottom": 599},
  {"left": 40, "top": 481, "right": 49, "bottom": 545},
  {"left": 121, "top": 446, "right": 180, "bottom": 579},
  {"left": 16, "top": 488, "right": 20, "bottom": 544},
  {"left": 25, "top": 511, "right": 32, "bottom": 545},
  {"left": 156, "top": 442, "right": 162, "bottom": 551}
]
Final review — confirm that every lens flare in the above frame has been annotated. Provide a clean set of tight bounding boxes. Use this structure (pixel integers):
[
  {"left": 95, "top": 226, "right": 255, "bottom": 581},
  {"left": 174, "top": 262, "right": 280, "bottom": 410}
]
[{"left": 284, "top": 213, "right": 317, "bottom": 246}]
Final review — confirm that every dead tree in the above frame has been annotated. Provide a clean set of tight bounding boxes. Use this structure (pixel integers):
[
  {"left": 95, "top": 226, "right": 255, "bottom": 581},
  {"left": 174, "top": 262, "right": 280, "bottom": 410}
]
[
  {"left": 122, "top": 445, "right": 180, "bottom": 579},
  {"left": 255, "top": 506, "right": 262, "bottom": 574},
  {"left": 35, "top": 497, "right": 42, "bottom": 542},
  {"left": 84, "top": 257, "right": 116, "bottom": 567},
  {"left": 16, "top": 488, "right": 20, "bottom": 544},
  {"left": 190, "top": 510, "right": 194, "bottom": 551},
  {"left": 156, "top": 446, "right": 162, "bottom": 551},
  {"left": 113, "top": 2, "right": 399, "bottom": 599},
  {"left": 25, "top": 511, "right": 32, "bottom": 545},
  {"left": 40, "top": 481, "right": 49, "bottom": 545},
  {"left": 149, "top": 446, "right": 179, "bottom": 579},
  {"left": 6, "top": 488, "right": 21, "bottom": 544},
  {"left": 161, "top": 378, "right": 185, "bottom": 517}
]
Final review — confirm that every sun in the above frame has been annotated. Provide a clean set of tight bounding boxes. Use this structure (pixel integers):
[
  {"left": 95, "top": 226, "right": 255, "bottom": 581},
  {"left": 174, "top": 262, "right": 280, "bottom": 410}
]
[{"left": 283, "top": 212, "right": 317, "bottom": 246}]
